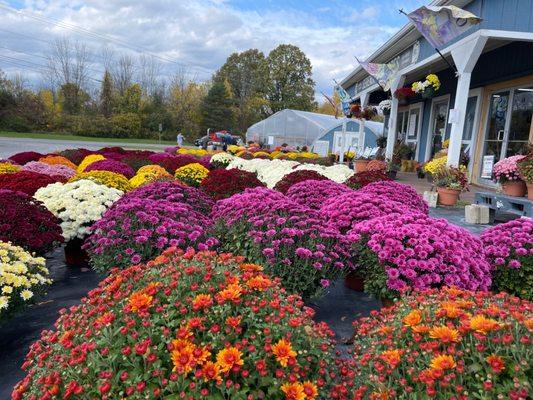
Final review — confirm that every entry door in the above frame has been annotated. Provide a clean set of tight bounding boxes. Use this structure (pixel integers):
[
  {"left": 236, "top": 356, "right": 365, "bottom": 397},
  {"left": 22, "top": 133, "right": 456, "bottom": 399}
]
[
  {"left": 427, "top": 97, "right": 450, "bottom": 159},
  {"left": 333, "top": 131, "right": 359, "bottom": 154}
]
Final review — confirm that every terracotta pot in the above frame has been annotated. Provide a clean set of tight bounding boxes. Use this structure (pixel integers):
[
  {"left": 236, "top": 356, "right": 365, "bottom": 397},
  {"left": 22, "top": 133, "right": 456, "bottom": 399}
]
[
  {"left": 354, "top": 159, "right": 370, "bottom": 173},
  {"left": 437, "top": 187, "right": 461, "bottom": 206},
  {"left": 502, "top": 180, "right": 527, "bottom": 197},
  {"left": 380, "top": 298, "right": 395, "bottom": 308},
  {"left": 64, "top": 238, "right": 89, "bottom": 267},
  {"left": 344, "top": 272, "right": 364, "bottom": 292},
  {"left": 527, "top": 183, "right": 533, "bottom": 200}
]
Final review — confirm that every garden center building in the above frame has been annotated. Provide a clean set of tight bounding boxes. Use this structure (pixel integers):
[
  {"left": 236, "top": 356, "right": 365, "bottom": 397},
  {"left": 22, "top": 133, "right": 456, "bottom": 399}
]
[{"left": 340, "top": 0, "right": 533, "bottom": 186}]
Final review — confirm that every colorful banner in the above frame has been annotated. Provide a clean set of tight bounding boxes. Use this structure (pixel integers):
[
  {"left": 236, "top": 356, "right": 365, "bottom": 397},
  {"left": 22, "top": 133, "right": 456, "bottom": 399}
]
[
  {"left": 334, "top": 84, "right": 352, "bottom": 116},
  {"left": 407, "top": 5, "right": 482, "bottom": 49},
  {"left": 357, "top": 60, "right": 399, "bottom": 91}
]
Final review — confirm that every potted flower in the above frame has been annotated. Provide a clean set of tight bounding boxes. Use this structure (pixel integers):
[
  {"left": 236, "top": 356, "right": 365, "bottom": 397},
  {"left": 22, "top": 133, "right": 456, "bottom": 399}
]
[
  {"left": 393, "top": 87, "right": 414, "bottom": 105},
  {"left": 433, "top": 165, "right": 468, "bottom": 206},
  {"left": 493, "top": 154, "right": 527, "bottom": 197},
  {"left": 518, "top": 153, "right": 533, "bottom": 200},
  {"left": 353, "top": 155, "right": 371, "bottom": 173},
  {"left": 349, "top": 103, "right": 362, "bottom": 118},
  {"left": 386, "top": 159, "right": 400, "bottom": 179},
  {"left": 415, "top": 162, "right": 426, "bottom": 179},
  {"left": 376, "top": 135, "right": 387, "bottom": 149},
  {"left": 411, "top": 73, "right": 441, "bottom": 99},
  {"left": 360, "top": 106, "right": 377, "bottom": 120},
  {"left": 378, "top": 99, "right": 391, "bottom": 116}
]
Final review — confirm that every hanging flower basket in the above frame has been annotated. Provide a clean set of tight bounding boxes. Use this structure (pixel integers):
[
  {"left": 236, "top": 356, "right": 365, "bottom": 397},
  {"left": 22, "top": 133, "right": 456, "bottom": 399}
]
[
  {"left": 412, "top": 74, "right": 441, "bottom": 99},
  {"left": 394, "top": 87, "right": 414, "bottom": 105},
  {"left": 421, "top": 86, "right": 437, "bottom": 99}
]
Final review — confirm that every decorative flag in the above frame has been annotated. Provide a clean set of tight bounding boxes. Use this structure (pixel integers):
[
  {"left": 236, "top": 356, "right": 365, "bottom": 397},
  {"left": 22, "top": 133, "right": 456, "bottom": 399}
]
[
  {"left": 357, "top": 59, "right": 399, "bottom": 91},
  {"left": 334, "top": 82, "right": 352, "bottom": 116},
  {"left": 406, "top": 5, "right": 482, "bottom": 49}
]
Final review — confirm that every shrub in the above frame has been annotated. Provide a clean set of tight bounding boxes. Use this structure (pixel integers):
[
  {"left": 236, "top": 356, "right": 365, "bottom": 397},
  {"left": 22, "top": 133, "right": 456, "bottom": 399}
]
[
  {"left": 347, "top": 213, "right": 492, "bottom": 300},
  {"left": 286, "top": 179, "right": 352, "bottom": 210},
  {"left": 212, "top": 187, "right": 352, "bottom": 298},
  {"left": 76, "top": 154, "right": 106, "bottom": 173},
  {"left": 12, "top": 250, "right": 337, "bottom": 399},
  {"left": 22, "top": 161, "right": 76, "bottom": 180},
  {"left": 110, "top": 112, "right": 142, "bottom": 138},
  {"left": 200, "top": 168, "right": 264, "bottom": 200},
  {"left": 34, "top": 180, "right": 123, "bottom": 241},
  {"left": 0, "top": 190, "right": 63, "bottom": 255},
  {"left": 122, "top": 181, "right": 214, "bottom": 215},
  {"left": 0, "top": 242, "right": 51, "bottom": 322},
  {"left": 0, "top": 171, "right": 58, "bottom": 195},
  {"left": 84, "top": 159, "right": 135, "bottom": 179},
  {"left": 0, "top": 162, "right": 21, "bottom": 174},
  {"left": 273, "top": 170, "right": 329, "bottom": 194},
  {"left": 341, "top": 288, "right": 532, "bottom": 400},
  {"left": 345, "top": 170, "right": 390, "bottom": 190},
  {"left": 70, "top": 170, "right": 133, "bottom": 192},
  {"left": 480, "top": 218, "right": 533, "bottom": 300},
  {"left": 359, "top": 181, "right": 429, "bottom": 214},
  {"left": 38, "top": 155, "right": 77, "bottom": 170},
  {"left": 321, "top": 192, "right": 413, "bottom": 234},
  {"left": 8, "top": 151, "right": 43, "bottom": 165},
  {"left": 85, "top": 198, "right": 217, "bottom": 273},
  {"left": 209, "top": 152, "right": 234, "bottom": 168},
  {"left": 175, "top": 162, "right": 209, "bottom": 187}
]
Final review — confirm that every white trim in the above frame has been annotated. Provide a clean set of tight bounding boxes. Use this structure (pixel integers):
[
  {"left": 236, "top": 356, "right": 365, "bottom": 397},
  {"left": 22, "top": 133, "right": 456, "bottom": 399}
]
[
  {"left": 464, "top": 87, "right": 483, "bottom": 176},
  {"left": 425, "top": 94, "right": 451, "bottom": 161}
]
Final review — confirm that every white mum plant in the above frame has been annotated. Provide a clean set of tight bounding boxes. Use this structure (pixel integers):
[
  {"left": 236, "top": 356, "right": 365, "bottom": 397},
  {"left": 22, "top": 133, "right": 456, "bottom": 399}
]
[
  {"left": 210, "top": 152, "right": 235, "bottom": 168},
  {"left": 34, "top": 180, "right": 123, "bottom": 241}
]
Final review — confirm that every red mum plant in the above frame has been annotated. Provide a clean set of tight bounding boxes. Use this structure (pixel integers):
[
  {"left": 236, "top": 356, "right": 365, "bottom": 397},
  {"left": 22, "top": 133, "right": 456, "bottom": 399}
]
[
  {"left": 58, "top": 148, "right": 94, "bottom": 165},
  {"left": 0, "top": 171, "right": 59, "bottom": 195},
  {"left": 200, "top": 168, "right": 265, "bottom": 200},
  {"left": 0, "top": 190, "right": 63, "bottom": 255},
  {"left": 345, "top": 170, "right": 390, "bottom": 190},
  {"left": 8, "top": 151, "right": 44, "bottom": 165},
  {"left": 84, "top": 159, "right": 135, "bottom": 179},
  {"left": 121, "top": 155, "right": 153, "bottom": 172},
  {"left": 12, "top": 250, "right": 338, "bottom": 400},
  {"left": 333, "top": 288, "right": 532, "bottom": 400},
  {"left": 147, "top": 153, "right": 182, "bottom": 174},
  {"left": 359, "top": 181, "right": 429, "bottom": 214},
  {"left": 274, "top": 170, "right": 329, "bottom": 194}
]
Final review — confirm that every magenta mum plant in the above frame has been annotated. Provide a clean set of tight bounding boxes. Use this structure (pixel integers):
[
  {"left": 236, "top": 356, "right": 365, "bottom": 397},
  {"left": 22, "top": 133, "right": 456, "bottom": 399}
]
[
  {"left": 359, "top": 181, "right": 429, "bottom": 214},
  {"left": 480, "top": 217, "right": 533, "bottom": 299},
  {"left": 8, "top": 151, "right": 44, "bottom": 165},
  {"left": 286, "top": 179, "right": 352, "bottom": 210},
  {"left": 493, "top": 155, "right": 526, "bottom": 183},
  {"left": 347, "top": 213, "right": 492, "bottom": 300},
  {"left": 84, "top": 159, "right": 135, "bottom": 179}
]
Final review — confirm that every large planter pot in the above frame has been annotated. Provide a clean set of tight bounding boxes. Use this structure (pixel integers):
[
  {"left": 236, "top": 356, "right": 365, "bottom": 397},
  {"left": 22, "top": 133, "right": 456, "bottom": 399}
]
[
  {"left": 527, "top": 183, "right": 533, "bottom": 200},
  {"left": 437, "top": 187, "right": 461, "bottom": 206},
  {"left": 344, "top": 271, "right": 364, "bottom": 292},
  {"left": 64, "top": 238, "right": 89, "bottom": 267},
  {"left": 354, "top": 159, "right": 370, "bottom": 173},
  {"left": 502, "top": 180, "right": 527, "bottom": 197}
]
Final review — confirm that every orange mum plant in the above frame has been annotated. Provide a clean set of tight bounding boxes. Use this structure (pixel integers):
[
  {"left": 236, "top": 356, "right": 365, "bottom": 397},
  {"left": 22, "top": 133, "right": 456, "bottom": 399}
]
[{"left": 13, "top": 249, "right": 338, "bottom": 400}]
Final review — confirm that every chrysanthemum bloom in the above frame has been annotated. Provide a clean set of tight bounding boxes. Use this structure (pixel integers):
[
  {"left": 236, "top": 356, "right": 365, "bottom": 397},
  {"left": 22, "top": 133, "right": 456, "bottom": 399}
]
[
  {"left": 429, "top": 326, "right": 460, "bottom": 343},
  {"left": 171, "top": 339, "right": 197, "bottom": 373},
  {"left": 486, "top": 355, "right": 505, "bottom": 373},
  {"left": 216, "top": 346, "right": 243, "bottom": 373},
  {"left": 379, "top": 349, "right": 402, "bottom": 368},
  {"left": 429, "top": 354, "right": 456, "bottom": 371},
  {"left": 469, "top": 315, "right": 500, "bottom": 334},
  {"left": 128, "top": 291, "right": 153, "bottom": 313},
  {"left": 403, "top": 310, "right": 422, "bottom": 327},
  {"left": 272, "top": 339, "right": 297, "bottom": 367},
  {"left": 281, "top": 382, "right": 305, "bottom": 400}
]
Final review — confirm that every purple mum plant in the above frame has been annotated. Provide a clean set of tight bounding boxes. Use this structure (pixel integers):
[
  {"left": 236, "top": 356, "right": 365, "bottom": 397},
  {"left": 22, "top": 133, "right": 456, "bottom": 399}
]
[
  {"left": 84, "top": 159, "right": 135, "bottom": 179},
  {"left": 286, "top": 179, "right": 352, "bottom": 210},
  {"left": 359, "top": 181, "right": 429, "bottom": 214}
]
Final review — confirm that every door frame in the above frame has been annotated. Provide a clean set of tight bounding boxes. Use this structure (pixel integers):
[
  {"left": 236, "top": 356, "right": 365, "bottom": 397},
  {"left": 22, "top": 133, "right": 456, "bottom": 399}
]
[
  {"left": 464, "top": 88, "right": 483, "bottom": 176},
  {"left": 332, "top": 131, "right": 359, "bottom": 154},
  {"left": 424, "top": 94, "right": 451, "bottom": 161},
  {"left": 406, "top": 102, "right": 424, "bottom": 160}
]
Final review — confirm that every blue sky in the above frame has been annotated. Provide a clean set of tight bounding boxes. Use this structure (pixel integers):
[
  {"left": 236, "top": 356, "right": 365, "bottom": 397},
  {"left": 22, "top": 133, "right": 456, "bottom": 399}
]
[{"left": 1, "top": 0, "right": 428, "bottom": 97}]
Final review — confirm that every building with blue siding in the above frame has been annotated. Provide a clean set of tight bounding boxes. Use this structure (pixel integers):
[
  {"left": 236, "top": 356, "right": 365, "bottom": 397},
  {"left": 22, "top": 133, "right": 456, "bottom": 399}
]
[{"left": 340, "top": 0, "right": 533, "bottom": 186}]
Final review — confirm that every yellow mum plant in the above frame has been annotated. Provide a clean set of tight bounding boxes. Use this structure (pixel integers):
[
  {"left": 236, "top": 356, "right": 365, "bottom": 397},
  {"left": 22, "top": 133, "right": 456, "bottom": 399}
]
[
  {"left": 39, "top": 155, "right": 77, "bottom": 170},
  {"left": 424, "top": 156, "right": 448, "bottom": 174},
  {"left": 252, "top": 151, "right": 271, "bottom": 159},
  {"left": 0, "top": 162, "right": 21, "bottom": 174},
  {"left": 174, "top": 162, "right": 209, "bottom": 187},
  {"left": 69, "top": 170, "right": 132, "bottom": 192},
  {"left": 0, "top": 241, "right": 51, "bottom": 321},
  {"left": 227, "top": 145, "right": 245, "bottom": 154},
  {"left": 130, "top": 165, "right": 173, "bottom": 188},
  {"left": 76, "top": 154, "right": 105, "bottom": 173},
  {"left": 177, "top": 148, "right": 209, "bottom": 157}
]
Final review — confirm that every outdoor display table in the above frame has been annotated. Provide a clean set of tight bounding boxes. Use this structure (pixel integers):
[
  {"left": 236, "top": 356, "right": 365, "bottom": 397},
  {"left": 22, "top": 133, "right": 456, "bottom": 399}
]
[{"left": 475, "top": 191, "right": 533, "bottom": 222}]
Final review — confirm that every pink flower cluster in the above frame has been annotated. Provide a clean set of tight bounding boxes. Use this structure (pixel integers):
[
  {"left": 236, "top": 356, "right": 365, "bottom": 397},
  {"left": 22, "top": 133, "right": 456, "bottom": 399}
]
[
  {"left": 286, "top": 179, "right": 352, "bottom": 210},
  {"left": 84, "top": 159, "right": 135, "bottom": 179},
  {"left": 22, "top": 161, "right": 76, "bottom": 180},
  {"left": 481, "top": 217, "right": 532, "bottom": 269},
  {"left": 359, "top": 181, "right": 429, "bottom": 214},
  {"left": 320, "top": 191, "right": 414, "bottom": 233},
  {"left": 493, "top": 155, "right": 526, "bottom": 182},
  {"left": 348, "top": 213, "right": 492, "bottom": 293}
]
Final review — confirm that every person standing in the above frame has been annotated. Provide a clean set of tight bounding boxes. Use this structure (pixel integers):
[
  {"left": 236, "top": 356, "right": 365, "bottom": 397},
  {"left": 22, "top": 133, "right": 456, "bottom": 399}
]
[{"left": 177, "top": 132, "right": 184, "bottom": 147}]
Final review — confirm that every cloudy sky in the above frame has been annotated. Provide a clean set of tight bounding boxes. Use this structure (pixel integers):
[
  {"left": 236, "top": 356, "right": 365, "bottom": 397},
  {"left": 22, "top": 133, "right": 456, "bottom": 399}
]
[{"left": 0, "top": 0, "right": 427, "bottom": 97}]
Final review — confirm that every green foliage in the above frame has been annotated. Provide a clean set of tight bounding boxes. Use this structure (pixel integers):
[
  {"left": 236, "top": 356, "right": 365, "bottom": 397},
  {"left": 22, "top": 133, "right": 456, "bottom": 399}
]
[
  {"left": 99, "top": 70, "right": 114, "bottom": 117},
  {"left": 492, "top": 254, "right": 533, "bottom": 300},
  {"left": 201, "top": 79, "right": 235, "bottom": 133},
  {"left": 518, "top": 154, "right": 533, "bottom": 184},
  {"left": 115, "top": 84, "right": 142, "bottom": 114},
  {"left": 110, "top": 113, "right": 142, "bottom": 138},
  {"left": 0, "top": 115, "right": 32, "bottom": 132}
]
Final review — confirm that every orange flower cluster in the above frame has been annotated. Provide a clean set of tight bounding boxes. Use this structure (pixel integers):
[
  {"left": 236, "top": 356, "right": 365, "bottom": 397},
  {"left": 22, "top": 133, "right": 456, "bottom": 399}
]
[{"left": 39, "top": 155, "right": 77, "bottom": 170}]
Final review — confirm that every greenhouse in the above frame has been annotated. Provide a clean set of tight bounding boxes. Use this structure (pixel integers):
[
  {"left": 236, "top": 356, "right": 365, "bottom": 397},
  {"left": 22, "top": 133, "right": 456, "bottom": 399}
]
[{"left": 245, "top": 109, "right": 340, "bottom": 148}]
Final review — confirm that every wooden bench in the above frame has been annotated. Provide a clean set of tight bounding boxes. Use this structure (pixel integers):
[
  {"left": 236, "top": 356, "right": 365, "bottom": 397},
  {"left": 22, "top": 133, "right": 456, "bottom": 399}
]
[{"left": 475, "top": 191, "right": 533, "bottom": 222}]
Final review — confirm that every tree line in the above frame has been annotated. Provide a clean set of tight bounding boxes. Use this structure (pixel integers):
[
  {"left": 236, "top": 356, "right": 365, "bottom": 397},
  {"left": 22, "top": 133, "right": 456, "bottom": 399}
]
[{"left": 0, "top": 38, "right": 320, "bottom": 141}]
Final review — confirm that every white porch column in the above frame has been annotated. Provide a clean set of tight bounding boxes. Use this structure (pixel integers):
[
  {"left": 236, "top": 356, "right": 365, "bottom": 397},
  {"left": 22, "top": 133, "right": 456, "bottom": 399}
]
[
  {"left": 385, "top": 76, "right": 406, "bottom": 160},
  {"left": 447, "top": 36, "right": 488, "bottom": 167},
  {"left": 358, "top": 92, "right": 370, "bottom": 154}
]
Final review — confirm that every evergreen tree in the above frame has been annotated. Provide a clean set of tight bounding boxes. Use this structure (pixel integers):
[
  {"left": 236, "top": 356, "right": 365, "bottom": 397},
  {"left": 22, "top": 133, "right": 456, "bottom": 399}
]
[
  {"left": 200, "top": 79, "right": 235, "bottom": 134},
  {"left": 100, "top": 70, "right": 114, "bottom": 117}
]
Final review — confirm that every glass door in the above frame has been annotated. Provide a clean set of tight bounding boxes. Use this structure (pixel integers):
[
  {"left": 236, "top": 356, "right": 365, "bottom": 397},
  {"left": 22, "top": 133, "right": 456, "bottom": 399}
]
[
  {"left": 504, "top": 88, "right": 533, "bottom": 157},
  {"left": 429, "top": 99, "right": 449, "bottom": 159}
]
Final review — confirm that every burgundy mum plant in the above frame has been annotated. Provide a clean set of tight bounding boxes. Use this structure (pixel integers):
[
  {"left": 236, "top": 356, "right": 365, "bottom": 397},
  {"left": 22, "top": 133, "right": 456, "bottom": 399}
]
[
  {"left": 0, "top": 190, "right": 63, "bottom": 254},
  {"left": 120, "top": 181, "right": 214, "bottom": 215},
  {"left": 273, "top": 170, "right": 329, "bottom": 194},
  {"left": 84, "top": 159, "right": 135, "bottom": 179},
  {"left": 58, "top": 148, "right": 94, "bottom": 165},
  {"left": 480, "top": 217, "right": 533, "bottom": 300},
  {"left": 200, "top": 168, "right": 265, "bottom": 200},
  {"left": 85, "top": 197, "right": 218, "bottom": 273},
  {"left": 8, "top": 151, "right": 44, "bottom": 165},
  {"left": 0, "top": 171, "right": 59, "bottom": 195},
  {"left": 347, "top": 213, "right": 492, "bottom": 300},
  {"left": 147, "top": 153, "right": 182, "bottom": 174},
  {"left": 321, "top": 191, "right": 414, "bottom": 234},
  {"left": 286, "top": 179, "right": 353, "bottom": 210},
  {"left": 345, "top": 170, "right": 390, "bottom": 190},
  {"left": 359, "top": 181, "right": 429, "bottom": 214},
  {"left": 22, "top": 161, "right": 76, "bottom": 180}
]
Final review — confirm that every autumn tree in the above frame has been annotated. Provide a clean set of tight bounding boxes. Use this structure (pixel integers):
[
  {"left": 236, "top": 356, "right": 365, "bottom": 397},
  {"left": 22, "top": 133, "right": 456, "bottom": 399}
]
[
  {"left": 200, "top": 79, "right": 235, "bottom": 135},
  {"left": 100, "top": 70, "right": 114, "bottom": 117},
  {"left": 169, "top": 70, "right": 206, "bottom": 138}
]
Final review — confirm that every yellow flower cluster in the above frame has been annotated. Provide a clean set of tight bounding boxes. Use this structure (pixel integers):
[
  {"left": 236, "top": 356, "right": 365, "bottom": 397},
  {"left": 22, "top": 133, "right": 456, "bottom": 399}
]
[
  {"left": 252, "top": 151, "right": 271, "bottom": 159},
  {"left": 442, "top": 139, "right": 450, "bottom": 149},
  {"left": 76, "top": 154, "right": 105, "bottom": 173},
  {"left": 69, "top": 170, "right": 132, "bottom": 192},
  {"left": 284, "top": 151, "right": 320, "bottom": 160},
  {"left": 0, "top": 162, "right": 21, "bottom": 174},
  {"left": 129, "top": 165, "right": 172, "bottom": 188},
  {"left": 174, "top": 162, "right": 209, "bottom": 187},
  {"left": 424, "top": 156, "right": 448, "bottom": 174},
  {"left": 227, "top": 145, "right": 245, "bottom": 154},
  {"left": 39, "top": 155, "right": 76, "bottom": 170},
  {"left": 177, "top": 148, "right": 209, "bottom": 157},
  {"left": 0, "top": 242, "right": 51, "bottom": 318},
  {"left": 427, "top": 74, "right": 441, "bottom": 90}
]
